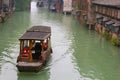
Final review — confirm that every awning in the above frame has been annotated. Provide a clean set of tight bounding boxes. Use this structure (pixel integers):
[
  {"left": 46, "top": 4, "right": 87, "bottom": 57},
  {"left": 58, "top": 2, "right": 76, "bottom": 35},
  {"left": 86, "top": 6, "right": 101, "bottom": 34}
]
[
  {"left": 104, "top": 21, "right": 114, "bottom": 31},
  {"left": 112, "top": 22, "right": 120, "bottom": 27},
  {"left": 105, "top": 21, "right": 115, "bottom": 25},
  {"left": 111, "top": 22, "right": 120, "bottom": 33},
  {"left": 102, "top": 17, "right": 110, "bottom": 27}
]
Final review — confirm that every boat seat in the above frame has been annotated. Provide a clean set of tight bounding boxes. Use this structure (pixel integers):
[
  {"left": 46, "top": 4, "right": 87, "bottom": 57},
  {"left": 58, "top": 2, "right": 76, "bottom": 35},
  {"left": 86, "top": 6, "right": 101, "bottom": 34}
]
[
  {"left": 22, "top": 54, "right": 29, "bottom": 57},
  {"left": 20, "top": 57, "right": 29, "bottom": 62},
  {"left": 20, "top": 54, "right": 29, "bottom": 61}
]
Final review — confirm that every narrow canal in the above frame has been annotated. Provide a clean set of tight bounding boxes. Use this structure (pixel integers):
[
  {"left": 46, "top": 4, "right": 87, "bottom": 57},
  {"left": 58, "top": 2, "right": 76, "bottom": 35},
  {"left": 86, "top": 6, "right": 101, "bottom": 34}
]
[{"left": 0, "top": 1, "right": 120, "bottom": 80}]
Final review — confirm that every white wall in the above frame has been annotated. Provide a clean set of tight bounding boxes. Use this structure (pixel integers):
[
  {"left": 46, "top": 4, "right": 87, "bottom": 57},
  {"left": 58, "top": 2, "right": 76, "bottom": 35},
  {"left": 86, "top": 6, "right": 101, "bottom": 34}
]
[{"left": 63, "top": 0, "right": 72, "bottom": 12}]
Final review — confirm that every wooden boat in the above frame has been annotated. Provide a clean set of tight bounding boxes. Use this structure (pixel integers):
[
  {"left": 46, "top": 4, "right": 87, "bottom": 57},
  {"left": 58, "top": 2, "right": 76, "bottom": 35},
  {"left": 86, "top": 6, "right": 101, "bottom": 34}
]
[{"left": 16, "top": 26, "right": 52, "bottom": 72}]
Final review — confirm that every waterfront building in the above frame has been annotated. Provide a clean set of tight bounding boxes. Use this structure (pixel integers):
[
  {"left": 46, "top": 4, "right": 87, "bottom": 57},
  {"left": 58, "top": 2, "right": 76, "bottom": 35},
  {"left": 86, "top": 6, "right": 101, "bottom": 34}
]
[
  {"left": 0, "top": 0, "right": 15, "bottom": 23},
  {"left": 0, "top": 0, "right": 4, "bottom": 22},
  {"left": 0, "top": 0, "right": 2, "bottom": 14},
  {"left": 72, "top": 0, "right": 95, "bottom": 29},
  {"left": 63, "top": 0, "right": 72, "bottom": 14},
  {"left": 2, "top": 0, "right": 15, "bottom": 14},
  {"left": 92, "top": 0, "right": 120, "bottom": 46},
  {"left": 55, "top": 0, "right": 63, "bottom": 13}
]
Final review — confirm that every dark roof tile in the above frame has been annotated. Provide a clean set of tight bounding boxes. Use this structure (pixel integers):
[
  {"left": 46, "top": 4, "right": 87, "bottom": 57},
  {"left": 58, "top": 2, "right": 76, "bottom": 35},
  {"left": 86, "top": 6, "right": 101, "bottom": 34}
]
[{"left": 93, "top": 0, "right": 120, "bottom": 8}]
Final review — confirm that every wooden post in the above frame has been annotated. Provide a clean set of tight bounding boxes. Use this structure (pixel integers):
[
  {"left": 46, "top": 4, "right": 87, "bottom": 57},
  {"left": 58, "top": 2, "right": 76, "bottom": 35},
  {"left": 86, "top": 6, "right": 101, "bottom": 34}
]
[
  {"left": 20, "top": 40, "right": 22, "bottom": 54},
  {"left": 29, "top": 40, "right": 33, "bottom": 61},
  {"left": 49, "top": 37, "right": 51, "bottom": 48}
]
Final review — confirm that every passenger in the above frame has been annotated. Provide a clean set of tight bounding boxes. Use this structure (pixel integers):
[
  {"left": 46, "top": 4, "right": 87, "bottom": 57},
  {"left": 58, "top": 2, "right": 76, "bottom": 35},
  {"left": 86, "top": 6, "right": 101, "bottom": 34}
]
[
  {"left": 34, "top": 42, "right": 42, "bottom": 59},
  {"left": 42, "top": 42, "right": 48, "bottom": 50}
]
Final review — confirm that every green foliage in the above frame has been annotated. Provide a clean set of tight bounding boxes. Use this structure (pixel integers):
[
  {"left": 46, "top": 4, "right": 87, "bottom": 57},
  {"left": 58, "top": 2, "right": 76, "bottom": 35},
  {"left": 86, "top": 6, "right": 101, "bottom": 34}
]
[
  {"left": 104, "top": 31, "right": 111, "bottom": 40},
  {"left": 111, "top": 38, "right": 119, "bottom": 46}
]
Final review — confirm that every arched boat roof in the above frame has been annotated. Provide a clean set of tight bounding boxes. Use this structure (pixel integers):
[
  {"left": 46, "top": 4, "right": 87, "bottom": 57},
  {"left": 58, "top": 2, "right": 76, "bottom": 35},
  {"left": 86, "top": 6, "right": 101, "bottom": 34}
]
[{"left": 19, "top": 26, "right": 51, "bottom": 40}]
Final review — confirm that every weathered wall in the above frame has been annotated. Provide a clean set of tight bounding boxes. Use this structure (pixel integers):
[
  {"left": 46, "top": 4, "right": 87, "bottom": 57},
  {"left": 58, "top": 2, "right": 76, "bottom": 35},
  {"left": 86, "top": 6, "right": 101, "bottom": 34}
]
[{"left": 87, "top": 0, "right": 96, "bottom": 25}]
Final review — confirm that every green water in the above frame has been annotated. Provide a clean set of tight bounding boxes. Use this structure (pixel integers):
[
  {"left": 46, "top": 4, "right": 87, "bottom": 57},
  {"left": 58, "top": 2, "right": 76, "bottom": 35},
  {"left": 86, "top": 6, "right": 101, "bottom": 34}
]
[{"left": 0, "top": 1, "right": 120, "bottom": 80}]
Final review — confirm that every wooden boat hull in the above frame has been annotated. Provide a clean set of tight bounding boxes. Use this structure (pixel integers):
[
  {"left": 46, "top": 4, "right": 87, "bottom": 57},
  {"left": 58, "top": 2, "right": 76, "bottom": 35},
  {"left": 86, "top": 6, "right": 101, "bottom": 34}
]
[
  {"left": 16, "top": 62, "right": 43, "bottom": 72},
  {"left": 16, "top": 48, "right": 52, "bottom": 72}
]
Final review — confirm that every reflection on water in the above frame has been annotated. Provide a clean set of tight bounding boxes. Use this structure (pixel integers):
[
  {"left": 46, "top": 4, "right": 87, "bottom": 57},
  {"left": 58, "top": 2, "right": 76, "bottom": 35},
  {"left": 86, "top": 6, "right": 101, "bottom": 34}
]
[{"left": 0, "top": 1, "right": 120, "bottom": 80}]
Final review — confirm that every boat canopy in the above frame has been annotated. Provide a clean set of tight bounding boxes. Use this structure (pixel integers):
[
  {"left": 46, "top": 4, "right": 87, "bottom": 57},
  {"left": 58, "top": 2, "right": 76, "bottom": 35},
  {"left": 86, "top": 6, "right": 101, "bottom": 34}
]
[
  {"left": 19, "top": 26, "right": 51, "bottom": 40},
  {"left": 27, "top": 26, "right": 51, "bottom": 33}
]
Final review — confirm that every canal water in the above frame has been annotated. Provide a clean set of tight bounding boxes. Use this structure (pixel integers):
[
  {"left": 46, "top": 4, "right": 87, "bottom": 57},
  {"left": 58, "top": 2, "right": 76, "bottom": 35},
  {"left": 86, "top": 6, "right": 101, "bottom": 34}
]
[{"left": 0, "top": 1, "right": 120, "bottom": 80}]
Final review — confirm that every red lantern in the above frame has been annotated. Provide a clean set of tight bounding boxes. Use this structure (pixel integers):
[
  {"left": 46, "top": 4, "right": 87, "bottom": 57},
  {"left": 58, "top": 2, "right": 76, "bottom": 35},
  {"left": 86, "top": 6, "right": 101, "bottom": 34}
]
[{"left": 24, "top": 47, "right": 30, "bottom": 54}]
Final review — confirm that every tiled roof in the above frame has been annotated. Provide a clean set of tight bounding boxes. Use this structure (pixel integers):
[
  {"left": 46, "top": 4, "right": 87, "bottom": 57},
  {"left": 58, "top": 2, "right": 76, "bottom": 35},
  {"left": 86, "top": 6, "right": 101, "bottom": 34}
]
[{"left": 92, "top": 0, "right": 120, "bottom": 8}]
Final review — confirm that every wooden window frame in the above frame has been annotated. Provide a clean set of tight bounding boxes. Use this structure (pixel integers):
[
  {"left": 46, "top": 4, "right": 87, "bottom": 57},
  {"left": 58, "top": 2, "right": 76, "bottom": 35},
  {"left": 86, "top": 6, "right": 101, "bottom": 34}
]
[
  {"left": 96, "top": 5, "right": 98, "bottom": 12},
  {"left": 100, "top": 6, "right": 102, "bottom": 14},
  {"left": 109, "top": 8, "right": 112, "bottom": 17},
  {"left": 112, "top": 8, "right": 114, "bottom": 17},
  {"left": 103, "top": 7, "right": 106, "bottom": 14},
  {"left": 114, "top": 9, "right": 118, "bottom": 19},
  {"left": 118, "top": 10, "right": 120, "bottom": 20}
]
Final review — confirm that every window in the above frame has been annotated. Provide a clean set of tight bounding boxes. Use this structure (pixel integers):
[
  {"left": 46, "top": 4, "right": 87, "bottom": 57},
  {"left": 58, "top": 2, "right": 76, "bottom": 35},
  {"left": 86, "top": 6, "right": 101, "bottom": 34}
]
[
  {"left": 103, "top": 7, "right": 106, "bottom": 14},
  {"left": 105, "top": 7, "right": 108, "bottom": 15},
  {"left": 114, "top": 9, "right": 118, "bottom": 19},
  {"left": 117, "top": 10, "right": 120, "bottom": 19},
  {"left": 107, "top": 8, "right": 110, "bottom": 16},
  {"left": 100, "top": 6, "right": 102, "bottom": 13},
  {"left": 109, "top": 8, "right": 112, "bottom": 17},
  {"left": 98, "top": 6, "right": 100, "bottom": 13},
  {"left": 112, "top": 9, "right": 115, "bottom": 17},
  {"left": 24, "top": 40, "right": 29, "bottom": 47},
  {"left": 95, "top": 5, "right": 98, "bottom": 12}
]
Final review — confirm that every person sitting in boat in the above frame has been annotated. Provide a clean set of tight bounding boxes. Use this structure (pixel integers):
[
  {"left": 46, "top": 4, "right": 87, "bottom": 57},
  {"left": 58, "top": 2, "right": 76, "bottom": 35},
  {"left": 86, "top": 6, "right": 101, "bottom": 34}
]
[
  {"left": 34, "top": 42, "right": 42, "bottom": 59},
  {"left": 42, "top": 42, "right": 48, "bottom": 51}
]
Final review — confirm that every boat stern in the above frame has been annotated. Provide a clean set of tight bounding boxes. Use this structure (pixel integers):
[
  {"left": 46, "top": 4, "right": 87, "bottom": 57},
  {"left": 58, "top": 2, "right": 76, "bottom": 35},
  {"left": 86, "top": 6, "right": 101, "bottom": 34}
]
[{"left": 16, "top": 61, "right": 42, "bottom": 72}]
